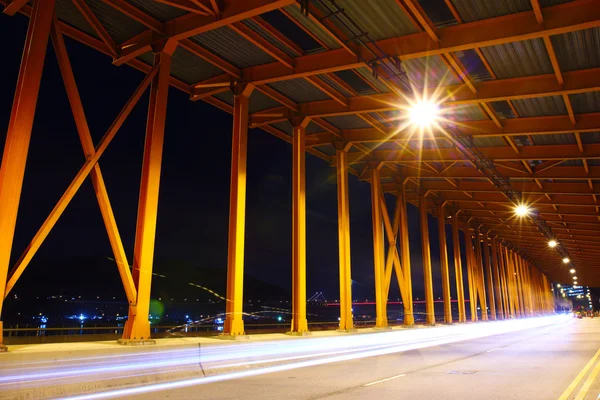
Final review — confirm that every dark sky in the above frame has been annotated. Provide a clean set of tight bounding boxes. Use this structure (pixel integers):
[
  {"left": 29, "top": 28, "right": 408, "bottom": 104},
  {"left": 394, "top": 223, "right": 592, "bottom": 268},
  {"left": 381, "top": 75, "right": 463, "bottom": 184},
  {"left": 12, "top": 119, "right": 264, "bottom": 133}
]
[{"left": 0, "top": 13, "right": 465, "bottom": 304}]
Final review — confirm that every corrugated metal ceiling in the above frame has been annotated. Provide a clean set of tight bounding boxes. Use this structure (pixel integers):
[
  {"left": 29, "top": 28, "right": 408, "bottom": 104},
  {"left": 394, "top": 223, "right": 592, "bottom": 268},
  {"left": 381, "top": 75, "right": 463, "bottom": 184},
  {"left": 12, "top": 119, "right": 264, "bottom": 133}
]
[
  {"left": 551, "top": 27, "right": 600, "bottom": 72},
  {"left": 56, "top": 0, "right": 97, "bottom": 40},
  {"left": 268, "top": 78, "right": 331, "bottom": 103},
  {"left": 281, "top": 5, "right": 341, "bottom": 51},
  {"left": 511, "top": 96, "right": 567, "bottom": 117},
  {"left": 191, "top": 26, "right": 275, "bottom": 69},
  {"left": 127, "top": 0, "right": 187, "bottom": 22},
  {"left": 450, "top": 0, "right": 531, "bottom": 22},
  {"left": 311, "top": 0, "right": 419, "bottom": 41},
  {"left": 242, "top": 18, "right": 299, "bottom": 58},
  {"left": 84, "top": 0, "right": 147, "bottom": 44},
  {"left": 481, "top": 38, "right": 553, "bottom": 79},
  {"left": 324, "top": 115, "right": 374, "bottom": 130},
  {"left": 403, "top": 56, "right": 461, "bottom": 88},
  {"left": 568, "top": 92, "right": 600, "bottom": 114}
]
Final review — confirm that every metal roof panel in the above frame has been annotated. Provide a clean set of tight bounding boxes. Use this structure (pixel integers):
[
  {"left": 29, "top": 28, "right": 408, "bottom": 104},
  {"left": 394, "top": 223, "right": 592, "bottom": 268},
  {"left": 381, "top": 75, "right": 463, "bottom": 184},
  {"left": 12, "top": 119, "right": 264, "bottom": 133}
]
[
  {"left": 127, "top": 0, "right": 187, "bottom": 22},
  {"left": 84, "top": 0, "right": 147, "bottom": 44},
  {"left": 169, "top": 46, "right": 224, "bottom": 85},
  {"left": 312, "top": 0, "right": 419, "bottom": 41},
  {"left": 481, "top": 38, "right": 553, "bottom": 79},
  {"left": 511, "top": 96, "right": 567, "bottom": 117},
  {"left": 551, "top": 27, "right": 600, "bottom": 72},
  {"left": 569, "top": 91, "right": 600, "bottom": 114},
  {"left": 56, "top": 0, "right": 97, "bottom": 39},
  {"left": 268, "top": 78, "right": 331, "bottom": 103},
  {"left": 450, "top": 0, "right": 531, "bottom": 22},
  {"left": 281, "top": 5, "right": 341, "bottom": 51},
  {"left": 249, "top": 90, "right": 282, "bottom": 114},
  {"left": 533, "top": 133, "right": 577, "bottom": 145},
  {"left": 242, "top": 19, "right": 299, "bottom": 58},
  {"left": 191, "top": 26, "right": 275, "bottom": 69},
  {"left": 403, "top": 56, "right": 461, "bottom": 89},
  {"left": 324, "top": 115, "right": 374, "bottom": 130}
]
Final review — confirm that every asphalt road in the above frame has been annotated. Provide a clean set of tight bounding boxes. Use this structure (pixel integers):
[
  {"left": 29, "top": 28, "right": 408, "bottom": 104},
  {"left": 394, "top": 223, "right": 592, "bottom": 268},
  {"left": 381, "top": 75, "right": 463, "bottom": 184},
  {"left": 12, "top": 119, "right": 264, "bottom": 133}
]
[{"left": 127, "top": 317, "right": 600, "bottom": 400}]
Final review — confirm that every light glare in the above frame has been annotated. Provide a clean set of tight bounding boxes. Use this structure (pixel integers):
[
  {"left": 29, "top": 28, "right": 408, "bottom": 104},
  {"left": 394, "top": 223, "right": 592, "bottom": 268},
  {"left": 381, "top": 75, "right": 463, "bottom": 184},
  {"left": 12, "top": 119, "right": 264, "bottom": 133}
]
[
  {"left": 570, "top": 269, "right": 575, "bottom": 274},
  {"left": 548, "top": 240, "right": 557, "bottom": 248},
  {"left": 514, "top": 204, "right": 530, "bottom": 217},
  {"left": 409, "top": 101, "right": 439, "bottom": 127},
  {"left": 563, "top": 257, "right": 570, "bottom": 264}
]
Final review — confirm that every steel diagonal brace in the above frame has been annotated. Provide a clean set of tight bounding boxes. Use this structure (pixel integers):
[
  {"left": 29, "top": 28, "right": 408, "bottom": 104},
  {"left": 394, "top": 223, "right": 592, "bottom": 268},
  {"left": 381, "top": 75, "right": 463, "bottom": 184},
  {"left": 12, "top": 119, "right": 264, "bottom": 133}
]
[
  {"left": 4, "top": 62, "right": 158, "bottom": 299},
  {"left": 49, "top": 21, "right": 137, "bottom": 307}
]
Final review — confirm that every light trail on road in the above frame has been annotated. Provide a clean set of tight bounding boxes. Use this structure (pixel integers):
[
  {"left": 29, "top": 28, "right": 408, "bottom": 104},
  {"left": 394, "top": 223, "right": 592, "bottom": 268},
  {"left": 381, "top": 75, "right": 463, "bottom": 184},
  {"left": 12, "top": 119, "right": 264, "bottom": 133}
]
[{"left": 0, "top": 315, "right": 570, "bottom": 399}]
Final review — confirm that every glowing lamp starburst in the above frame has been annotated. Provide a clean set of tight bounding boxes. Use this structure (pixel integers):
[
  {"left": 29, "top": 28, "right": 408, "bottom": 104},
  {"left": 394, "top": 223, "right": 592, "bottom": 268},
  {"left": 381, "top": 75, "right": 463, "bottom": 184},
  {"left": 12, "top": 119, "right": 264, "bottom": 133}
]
[{"left": 409, "top": 101, "right": 439, "bottom": 127}]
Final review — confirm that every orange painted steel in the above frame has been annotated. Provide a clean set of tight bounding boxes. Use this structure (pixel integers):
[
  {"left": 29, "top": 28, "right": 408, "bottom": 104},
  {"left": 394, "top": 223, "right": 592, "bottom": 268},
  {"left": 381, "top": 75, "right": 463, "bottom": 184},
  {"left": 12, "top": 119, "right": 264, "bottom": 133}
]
[
  {"left": 370, "top": 166, "right": 387, "bottom": 328},
  {"left": 464, "top": 226, "right": 477, "bottom": 321},
  {"left": 123, "top": 43, "right": 175, "bottom": 342},
  {"left": 51, "top": 22, "right": 137, "bottom": 307},
  {"left": 398, "top": 184, "right": 414, "bottom": 326},
  {"left": 437, "top": 205, "right": 452, "bottom": 324},
  {"left": 491, "top": 237, "right": 504, "bottom": 319},
  {"left": 4, "top": 68, "right": 157, "bottom": 299},
  {"left": 419, "top": 192, "right": 435, "bottom": 325},
  {"left": 223, "top": 83, "right": 254, "bottom": 337},
  {"left": 0, "top": 0, "right": 54, "bottom": 348},
  {"left": 483, "top": 234, "right": 496, "bottom": 320},
  {"left": 291, "top": 117, "right": 309, "bottom": 334},
  {"left": 335, "top": 143, "right": 353, "bottom": 331},
  {"left": 474, "top": 229, "right": 488, "bottom": 321},
  {"left": 452, "top": 213, "right": 466, "bottom": 322}
]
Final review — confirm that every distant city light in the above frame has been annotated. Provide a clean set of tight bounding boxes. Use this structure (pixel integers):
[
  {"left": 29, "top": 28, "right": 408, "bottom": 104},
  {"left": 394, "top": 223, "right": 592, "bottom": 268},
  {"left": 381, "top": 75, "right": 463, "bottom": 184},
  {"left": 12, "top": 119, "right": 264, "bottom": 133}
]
[
  {"left": 548, "top": 240, "right": 557, "bottom": 248},
  {"left": 556, "top": 284, "right": 561, "bottom": 288}
]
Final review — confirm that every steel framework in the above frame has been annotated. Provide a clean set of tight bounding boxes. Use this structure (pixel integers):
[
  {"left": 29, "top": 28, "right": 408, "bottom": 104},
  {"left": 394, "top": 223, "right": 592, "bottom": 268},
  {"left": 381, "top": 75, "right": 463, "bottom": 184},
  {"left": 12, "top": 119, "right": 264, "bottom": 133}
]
[{"left": 0, "top": 0, "right": 591, "bottom": 346}]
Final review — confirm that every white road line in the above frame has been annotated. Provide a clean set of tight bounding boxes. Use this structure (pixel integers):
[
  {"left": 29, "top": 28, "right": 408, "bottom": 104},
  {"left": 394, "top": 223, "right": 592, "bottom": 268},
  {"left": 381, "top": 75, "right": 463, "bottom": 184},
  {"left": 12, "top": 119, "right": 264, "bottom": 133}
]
[
  {"left": 486, "top": 348, "right": 499, "bottom": 353},
  {"left": 363, "top": 374, "right": 406, "bottom": 387}
]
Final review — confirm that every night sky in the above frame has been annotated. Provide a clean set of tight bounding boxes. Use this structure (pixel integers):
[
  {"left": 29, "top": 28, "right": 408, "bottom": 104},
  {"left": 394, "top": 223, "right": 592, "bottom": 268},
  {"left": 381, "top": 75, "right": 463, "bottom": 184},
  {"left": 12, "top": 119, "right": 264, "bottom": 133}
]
[{"left": 0, "top": 13, "right": 465, "bottom": 305}]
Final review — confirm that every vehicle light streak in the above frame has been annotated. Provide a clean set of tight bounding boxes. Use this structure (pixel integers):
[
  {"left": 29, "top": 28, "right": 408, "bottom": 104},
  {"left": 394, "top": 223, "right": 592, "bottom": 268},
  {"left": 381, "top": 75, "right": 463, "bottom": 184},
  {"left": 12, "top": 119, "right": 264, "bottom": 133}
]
[{"left": 0, "top": 316, "right": 569, "bottom": 398}]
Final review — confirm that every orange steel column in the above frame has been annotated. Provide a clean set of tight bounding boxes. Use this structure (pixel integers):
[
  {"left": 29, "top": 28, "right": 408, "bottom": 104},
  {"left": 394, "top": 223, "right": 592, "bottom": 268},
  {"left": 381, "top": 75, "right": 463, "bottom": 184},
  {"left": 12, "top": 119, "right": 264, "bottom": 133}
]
[
  {"left": 491, "top": 237, "right": 504, "bottom": 319},
  {"left": 483, "top": 235, "right": 496, "bottom": 320},
  {"left": 290, "top": 117, "right": 310, "bottom": 334},
  {"left": 474, "top": 230, "right": 488, "bottom": 321},
  {"left": 122, "top": 42, "right": 175, "bottom": 342},
  {"left": 335, "top": 142, "right": 353, "bottom": 331},
  {"left": 398, "top": 183, "right": 414, "bottom": 326},
  {"left": 464, "top": 225, "right": 477, "bottom": 321},
  {"left": 0, "top": 0, "right": 55, "bottom": 351},
  {"left": 437, "top": 205, "right": 452, "bottom": 323},
  {"left": 369, "top": 166, "right": 387, "bottom": 327},
  {"left": 223, "top": 83, "right": 254, "bottom": 337},
  {"left": 419, "top": 192, "right": 435, "bottom": 325},
  {"left": 452, "top": 214, "right": 466, "bottom": 322},
  {"left": 515, "top": 254, "right": 526, "bottom": 316}
]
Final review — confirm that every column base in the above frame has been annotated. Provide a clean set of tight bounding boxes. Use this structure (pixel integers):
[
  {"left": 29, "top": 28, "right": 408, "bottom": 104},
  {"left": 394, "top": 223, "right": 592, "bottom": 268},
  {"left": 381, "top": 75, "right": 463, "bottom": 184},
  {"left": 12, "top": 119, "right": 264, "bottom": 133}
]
[
  {"left": 372, "top": 326, "right": 392, "bottom": 331},
  {"left": 336, "top": 328, "right": 358, "bottom": 333},
  {"left": 117, "top": 338, "right": 156, "bottom": 346},
  {"left": 286, "top": 331, "right": 311, "bottom": 336},
  {"left": 217, "top": 333, "right": 250, "bottom": 341}
]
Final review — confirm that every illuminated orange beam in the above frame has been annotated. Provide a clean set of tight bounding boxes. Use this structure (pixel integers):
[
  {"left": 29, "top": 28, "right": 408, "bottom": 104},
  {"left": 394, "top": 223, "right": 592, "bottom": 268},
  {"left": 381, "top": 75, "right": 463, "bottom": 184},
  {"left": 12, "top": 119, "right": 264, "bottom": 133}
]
[
  {"left": 287, "top": 68, "right": 600, "bottom": 118},
  {"left": 2, "top": 0, "right": 27, "bottom": 15},
  {"left": 240, "top": 0, "right": 599, "bottom": 85},
  {"left": 382, "top": 181, "right": 599, "bottom": 195},
  {"left": 72, "top": 0, "right": 117, "bottom": 56},
  {"left": 154, "top": 0, "right": 213, "bottom": 15},
  {"left": 341, "top": 143, "right": 600, "bottom": 164},
  {"left": 102, "top": 0, "right": 163, "bottom": 32},
  {"left": 230, "top": 22, "right": 294, "bottom": 69},
  {"left": 307, "top": 113, "right": 600, "bottom": 145},
  {"left": 5, "top": 67, "right": 158, "bottom": 298},
  {"left": 165, "top": 0, "right": 296, "bottom": 40},
  {"left": 50, "top": 23, "right": 137, "bottom": 305}
]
